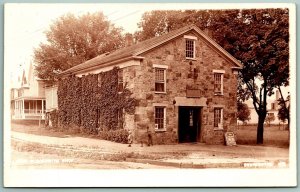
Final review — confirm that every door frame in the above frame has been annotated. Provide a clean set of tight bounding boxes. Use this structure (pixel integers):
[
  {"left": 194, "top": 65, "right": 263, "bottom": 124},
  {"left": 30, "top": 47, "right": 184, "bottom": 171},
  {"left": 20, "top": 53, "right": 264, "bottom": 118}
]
[{"left": 178, "top": 106, "right": 202, "bottom": 143}]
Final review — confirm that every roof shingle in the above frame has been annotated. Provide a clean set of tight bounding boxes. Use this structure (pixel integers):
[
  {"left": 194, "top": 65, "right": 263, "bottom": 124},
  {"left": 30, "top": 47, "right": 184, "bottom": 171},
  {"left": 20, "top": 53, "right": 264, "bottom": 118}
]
[{"left": 60, "top": 24, "right": 242, "bottom": 76}]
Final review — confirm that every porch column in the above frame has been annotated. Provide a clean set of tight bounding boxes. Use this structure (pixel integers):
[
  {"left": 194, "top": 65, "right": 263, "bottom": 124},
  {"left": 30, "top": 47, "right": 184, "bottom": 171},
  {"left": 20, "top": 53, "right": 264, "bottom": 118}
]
[
  {"left": 18, "top": 101, "right": 20, "bottom": 116},
  {"left": 22, "top": 99, "right": 24, "bottom": 119},
  {"left": 17, "top": 101, "right": 19, "bottom": 116},
  {"left": 42, "top": 100, "right": 44, "bottom": 116},
  {"left": 14, "top": 100, "right": 17, "bottom": 116}
]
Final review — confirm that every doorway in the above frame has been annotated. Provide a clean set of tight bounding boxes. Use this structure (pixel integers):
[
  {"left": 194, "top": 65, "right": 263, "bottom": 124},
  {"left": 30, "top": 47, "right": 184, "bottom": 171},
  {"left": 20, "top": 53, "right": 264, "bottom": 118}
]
[{"left": 178, "top": 106, "right": 201, "bottom": 143}]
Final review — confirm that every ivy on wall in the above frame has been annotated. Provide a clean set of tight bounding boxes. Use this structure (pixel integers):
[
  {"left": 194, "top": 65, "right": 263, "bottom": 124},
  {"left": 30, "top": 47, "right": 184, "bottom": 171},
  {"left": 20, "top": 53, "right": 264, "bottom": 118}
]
[{"left": 57, "top": 67, "right": 136, "bottom": 133}]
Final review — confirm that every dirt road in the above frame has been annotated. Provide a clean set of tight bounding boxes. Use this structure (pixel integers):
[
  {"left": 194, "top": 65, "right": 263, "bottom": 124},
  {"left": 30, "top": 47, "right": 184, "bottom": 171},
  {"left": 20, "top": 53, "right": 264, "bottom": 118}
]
[
  {"left": 9, "top": 131, "right": 290, "bottom": 169},
  {"left": 11, "top": 149, "right": 174, "bottom": 169}
]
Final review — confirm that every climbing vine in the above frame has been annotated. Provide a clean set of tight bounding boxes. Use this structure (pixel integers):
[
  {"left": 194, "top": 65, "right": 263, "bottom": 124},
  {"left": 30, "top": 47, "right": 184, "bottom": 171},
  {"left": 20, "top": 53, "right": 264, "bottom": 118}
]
[{"left": 57, "top": 67, "right": 136, "bottom": 133}]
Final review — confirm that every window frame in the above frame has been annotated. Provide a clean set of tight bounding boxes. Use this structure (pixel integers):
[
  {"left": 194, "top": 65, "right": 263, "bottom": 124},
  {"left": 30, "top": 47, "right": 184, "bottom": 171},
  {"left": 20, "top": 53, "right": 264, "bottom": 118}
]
[
  {"left": 213, "top": 107, "right": 223, "bottom": 130},
  {"left": 184, "top": 35, "right": 197, "bottom": 60},
  {"left": 153, "top": 104, "right": 167, "bottom": 132},
  {"left": 153, "top": 64, "right": 168, "bottom": 94},
  {"left": 213, "top": 70, "right": 225, "bottom": 95}
]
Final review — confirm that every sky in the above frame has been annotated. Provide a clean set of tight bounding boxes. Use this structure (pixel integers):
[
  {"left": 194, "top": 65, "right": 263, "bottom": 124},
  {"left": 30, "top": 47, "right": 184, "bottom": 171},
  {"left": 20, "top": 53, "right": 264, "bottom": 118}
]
[{"left": 5, "top": 4, "right": 146, "bottom": 85}]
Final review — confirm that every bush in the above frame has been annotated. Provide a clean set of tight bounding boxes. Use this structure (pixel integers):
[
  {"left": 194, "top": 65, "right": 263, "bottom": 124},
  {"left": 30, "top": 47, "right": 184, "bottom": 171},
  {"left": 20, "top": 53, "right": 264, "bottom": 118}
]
[{"left": 98, "top": 129, "right": 129, "bottom": 144}]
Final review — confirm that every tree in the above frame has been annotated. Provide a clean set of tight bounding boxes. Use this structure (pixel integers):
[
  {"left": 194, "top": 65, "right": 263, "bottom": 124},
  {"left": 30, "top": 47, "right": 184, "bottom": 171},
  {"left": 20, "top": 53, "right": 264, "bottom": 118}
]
[
  {"left": 136, "top": 9, "right": 289, "bottom": 144},
  {"left": 134, "top": 10, "right": 212, "bottom": 41},
  {"left": 34, "top": 12, "right": 125, "bottom": 82},
  {"left": 234, "top": 9, "right": 289, "bottom": 144},
  {"left": 265, "top": 113, "right": 275, "bottom": 127},
  {"left": 237, "top": 102, "right": 251, "bottom": 124},
  {"left": 277, "top": 91, "right": 290, "bottom": 127}
]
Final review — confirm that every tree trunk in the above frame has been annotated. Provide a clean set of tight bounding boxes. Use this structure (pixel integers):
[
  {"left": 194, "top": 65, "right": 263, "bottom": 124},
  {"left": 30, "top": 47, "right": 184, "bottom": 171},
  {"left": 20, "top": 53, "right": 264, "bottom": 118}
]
[{"left": 257, "top": 115, "right": 265, "bottom": 144}]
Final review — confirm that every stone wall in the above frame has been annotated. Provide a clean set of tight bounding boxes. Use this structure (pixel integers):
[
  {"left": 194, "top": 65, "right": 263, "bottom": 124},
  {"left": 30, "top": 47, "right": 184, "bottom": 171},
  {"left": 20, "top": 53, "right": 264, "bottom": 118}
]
[{"left": 123, "top": 30, "right": 238, "bottom": 145}]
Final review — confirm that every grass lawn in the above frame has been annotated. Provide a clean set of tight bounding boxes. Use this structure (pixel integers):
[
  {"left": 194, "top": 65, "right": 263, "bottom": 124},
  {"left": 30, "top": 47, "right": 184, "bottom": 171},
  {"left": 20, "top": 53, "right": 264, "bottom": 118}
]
[{"left": 236, "top": 124, "right": 289, "bottom": 147}]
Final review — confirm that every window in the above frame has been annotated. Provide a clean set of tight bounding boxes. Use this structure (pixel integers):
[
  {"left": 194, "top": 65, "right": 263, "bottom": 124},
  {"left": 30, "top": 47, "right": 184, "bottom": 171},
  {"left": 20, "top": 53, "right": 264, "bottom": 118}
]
[
  {"left": 213, "top": 70, "right": 225, "bottom": 95},
  {"left": 155, "top": 106, "right": 166, "bottom": 131},
  {"left": 186, "top": 39, "right": 195, "bottom": 59},
  {"left": 118, "top": 69, "right": 123, "bottom": 92},
  {"left": 214, "top": 108, "right": 223, "bottom": 129},
  {"left": 155, "top": 68, "right": 166, "bottom": 93},
  {"left": 184, "top": 35, "right": 197, "bottom": 59},
  {"left": 214, "top": 73, "right": 223, "bottom": 95},
  {"left": 268, "top": 112, "right": 275, "bottom": 118},
  {"left": 18, "top": 89, "right": 24, "bottom": 97}
]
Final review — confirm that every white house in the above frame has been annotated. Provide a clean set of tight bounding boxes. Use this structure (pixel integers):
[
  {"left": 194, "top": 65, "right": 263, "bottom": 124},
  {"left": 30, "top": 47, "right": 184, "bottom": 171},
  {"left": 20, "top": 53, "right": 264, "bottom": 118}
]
[
  {"left": 44, "top": 84, "right": 58, "bottom": 113},
  {"left": 10, "top": 63, "right": 46, "bottom": 120},
  {"left": 241, "top": 89, "right": 289, "bottom": 125}
]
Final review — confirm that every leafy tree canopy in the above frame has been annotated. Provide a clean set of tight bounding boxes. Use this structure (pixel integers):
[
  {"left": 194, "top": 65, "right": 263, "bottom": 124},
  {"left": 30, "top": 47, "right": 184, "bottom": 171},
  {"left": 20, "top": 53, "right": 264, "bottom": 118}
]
[
  {"left": 237, "top": 102, "right": 251, "bottom": 123},
  {"left": 278, "top": 92, "right": 290, "bottom": 124},
  {"left": 34, "top": 12, "right": 125, "bottom": 82}
]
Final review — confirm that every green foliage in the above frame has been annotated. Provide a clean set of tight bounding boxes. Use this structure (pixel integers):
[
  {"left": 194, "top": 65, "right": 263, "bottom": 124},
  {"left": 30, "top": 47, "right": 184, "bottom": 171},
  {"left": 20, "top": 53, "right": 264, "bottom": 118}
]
[
  {"left": 34, "top": 12, "right": 125, "bottom": 82},
  {"left": 98, "top": 129, "right": 129, "bottom": 144},
  {"left": 265, "top": 114, "right": 275, "bottom": 126},
  {"left": 237, "top": 102, "right": 251, "bottom": 123},
  {"left": 57, "top": 67, "right": 136, "bottom": 136}
]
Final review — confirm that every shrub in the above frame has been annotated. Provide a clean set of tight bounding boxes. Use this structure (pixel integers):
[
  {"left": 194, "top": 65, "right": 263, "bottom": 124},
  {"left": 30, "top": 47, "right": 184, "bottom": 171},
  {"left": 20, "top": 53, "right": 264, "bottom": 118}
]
[{"left": 98, "top": 129, "right": 129, "bottom": 144}]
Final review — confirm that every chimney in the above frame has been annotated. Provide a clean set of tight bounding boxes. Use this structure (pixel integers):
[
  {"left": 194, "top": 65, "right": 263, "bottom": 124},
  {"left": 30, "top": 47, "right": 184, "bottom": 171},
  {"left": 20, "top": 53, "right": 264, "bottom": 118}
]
[{"left": 125, "top": 33, "right": 134, "bottom": 47}]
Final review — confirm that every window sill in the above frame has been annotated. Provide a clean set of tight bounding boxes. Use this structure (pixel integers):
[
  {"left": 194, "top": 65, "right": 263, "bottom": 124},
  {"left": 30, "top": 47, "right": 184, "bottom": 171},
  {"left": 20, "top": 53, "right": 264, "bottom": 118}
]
[
  {"left": 214, "top": 93, "right": 224, "bottom": 96},
  {"left": 185, "top": 58, "right": 197, "bottom": 61},
  {"left": 213, "top": 128, "right": 224, "bottom": 131},
  {"left": 155, "top": 129, "right": 166, "bottom": 132},
  {"left": 155, "top": 91, "right": 167, "bottom": 94}
]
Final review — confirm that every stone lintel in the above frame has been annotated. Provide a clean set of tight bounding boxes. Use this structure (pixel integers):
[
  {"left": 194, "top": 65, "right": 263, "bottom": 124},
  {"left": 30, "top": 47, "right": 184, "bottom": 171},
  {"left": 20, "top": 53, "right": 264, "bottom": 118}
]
[{"left": 174, "top": 97, "right": 207, "bottom": 107}]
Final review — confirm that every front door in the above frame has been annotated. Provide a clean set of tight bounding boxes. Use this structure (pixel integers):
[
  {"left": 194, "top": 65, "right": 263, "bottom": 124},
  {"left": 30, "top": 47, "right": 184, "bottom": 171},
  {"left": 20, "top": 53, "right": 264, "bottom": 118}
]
[{"left": 178, "top": 107, "right": 201, "bottom": 143}]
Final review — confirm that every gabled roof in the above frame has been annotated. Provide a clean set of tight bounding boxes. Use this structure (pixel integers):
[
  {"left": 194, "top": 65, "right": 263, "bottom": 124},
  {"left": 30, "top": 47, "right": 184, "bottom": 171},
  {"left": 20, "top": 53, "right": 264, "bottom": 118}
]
[{"left": 60, "top": 25, "right": 242, "bottom": 76}]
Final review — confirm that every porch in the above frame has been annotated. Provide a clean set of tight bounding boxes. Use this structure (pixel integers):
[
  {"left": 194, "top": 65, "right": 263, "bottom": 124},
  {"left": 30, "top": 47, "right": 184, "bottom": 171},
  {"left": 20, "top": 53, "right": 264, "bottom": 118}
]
[{"left": 11, "top": 98, "right": 46, "bottom": 120}]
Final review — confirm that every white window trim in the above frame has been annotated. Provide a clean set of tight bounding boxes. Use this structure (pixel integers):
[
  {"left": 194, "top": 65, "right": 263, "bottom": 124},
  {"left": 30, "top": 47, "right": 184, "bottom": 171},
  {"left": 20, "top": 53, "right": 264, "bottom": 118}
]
[
  {"left": 154, "top": 106, "right": 167, "bottom": 132},
  {"left": 213, "top": 70, "right": 225, "bottom": 95},
  {"left": 154, "top": 66, "right": 167, "bottom": 94},
  {"left": 153, "top": 103, "right": 168, "bottom": 107},
  {"left": 185, "top": 38, "right": 196, "bottom": 60},
  {"left": 214, "top": 107, "right": 223, "bottom": 130},
  {"left": 153, "top": 64, "right": 168, "bottom": 69},
  {"left": 213, "top": 69, "right": 225, "bottom": 74},
  {"left": 184, "top": 35, "right": 198, "bottom": 40}
]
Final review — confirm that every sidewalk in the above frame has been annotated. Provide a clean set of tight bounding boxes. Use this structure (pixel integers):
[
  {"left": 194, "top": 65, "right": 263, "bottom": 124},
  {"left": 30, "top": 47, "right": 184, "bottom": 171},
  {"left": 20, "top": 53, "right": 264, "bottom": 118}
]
[{"left": 11, "top": 131, "right": 289, "bottom": 168}]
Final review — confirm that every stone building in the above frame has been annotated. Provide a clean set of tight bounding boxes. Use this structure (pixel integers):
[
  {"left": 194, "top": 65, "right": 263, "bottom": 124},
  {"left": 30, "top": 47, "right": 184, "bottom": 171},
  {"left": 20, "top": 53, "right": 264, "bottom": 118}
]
[{"left": 60, "top": 25, "right": 242, "bottom": 145}]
